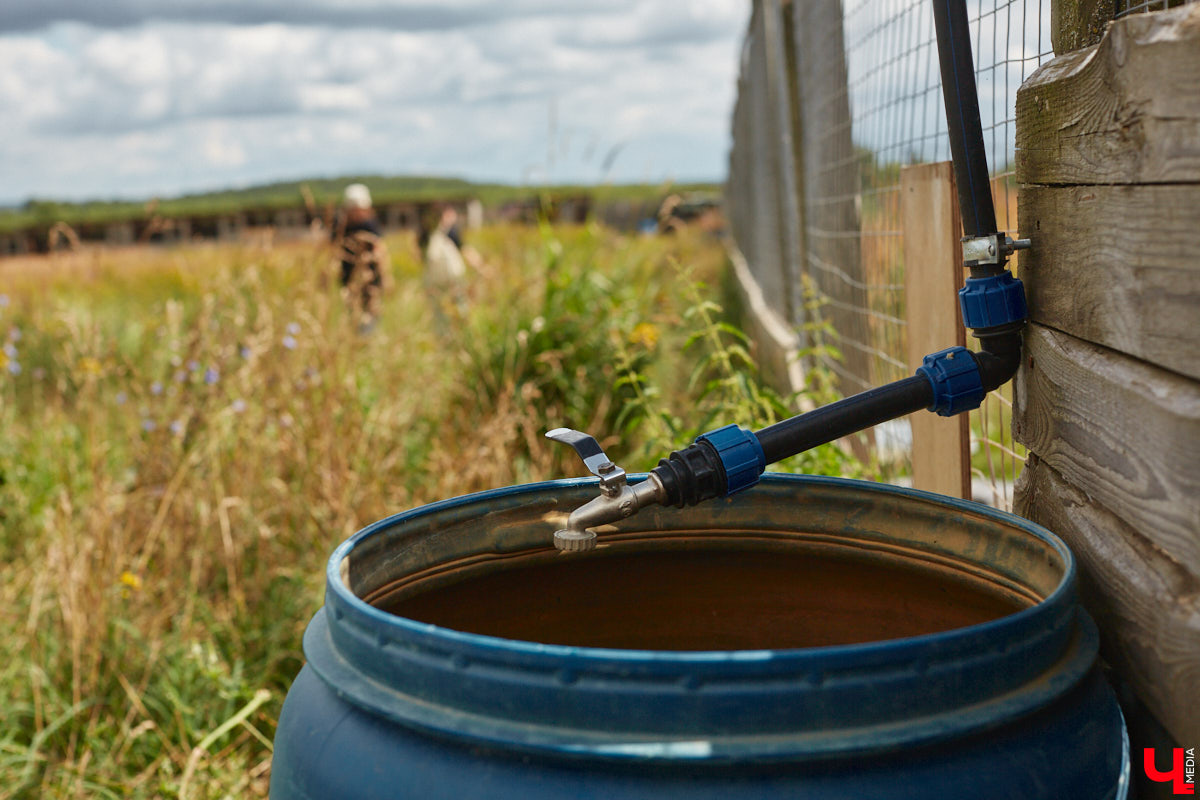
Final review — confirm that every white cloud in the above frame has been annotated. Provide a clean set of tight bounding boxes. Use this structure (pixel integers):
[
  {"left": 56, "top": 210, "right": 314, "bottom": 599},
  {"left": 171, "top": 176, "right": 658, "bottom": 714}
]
[
  {"left": 202, "top": 125, "right": 248, "bottom": 167},
  {"left": 0, "top": 1, "right": 751, "bottom": 202}
]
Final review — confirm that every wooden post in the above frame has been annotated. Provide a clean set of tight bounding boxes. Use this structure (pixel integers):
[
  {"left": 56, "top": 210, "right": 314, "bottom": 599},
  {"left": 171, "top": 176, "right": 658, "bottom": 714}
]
[
  {"left": 791, "top": 0, "right": 876, "bottom": 459},
  {"left": 763, "top": 0, "right": 806, "bottom": 331},
  {"left": 901, "top": 163, "right": 970, "bottom": 499},
  {"left": 724, "top": 0, "right": 809, "bottom": 397}
]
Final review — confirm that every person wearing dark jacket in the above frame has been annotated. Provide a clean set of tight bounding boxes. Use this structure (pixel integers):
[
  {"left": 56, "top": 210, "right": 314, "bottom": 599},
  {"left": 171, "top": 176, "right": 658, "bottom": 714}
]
[{"left": 332, "top": 183, "right": 389, "bottom": 330}]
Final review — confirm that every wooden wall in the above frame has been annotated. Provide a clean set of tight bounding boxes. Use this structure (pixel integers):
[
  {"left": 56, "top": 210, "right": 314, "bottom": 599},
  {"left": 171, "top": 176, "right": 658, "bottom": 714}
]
[{"left": 1013, "top": 2, "right": 1200, "bottom": 748}]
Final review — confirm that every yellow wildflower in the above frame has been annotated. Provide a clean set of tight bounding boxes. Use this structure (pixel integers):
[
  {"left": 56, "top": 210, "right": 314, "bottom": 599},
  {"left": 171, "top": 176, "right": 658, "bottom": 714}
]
[
  {"left": 78, "top": 357, "right": 103, "bottom": 376},
  {"left": 119, "top": 571, "right": 143, "bottom": 592},
  {"left": 629, "top": 322, "right": 660, "bottom": 350}
]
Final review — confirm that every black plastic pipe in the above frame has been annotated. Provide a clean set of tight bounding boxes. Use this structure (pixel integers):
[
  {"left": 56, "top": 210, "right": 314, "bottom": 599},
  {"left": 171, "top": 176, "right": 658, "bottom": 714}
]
[
  {"left": 651, "top": 377, "right": 933, "bottom": 508},
  {"left": 932, "top": 0, "right": 999, "bottom": 244},
  {"left": 932, "top": 0, "right": 1025, "bottom": 378},
  {"left": 754, "top": 377, "right": 933, "bottom": 465}
]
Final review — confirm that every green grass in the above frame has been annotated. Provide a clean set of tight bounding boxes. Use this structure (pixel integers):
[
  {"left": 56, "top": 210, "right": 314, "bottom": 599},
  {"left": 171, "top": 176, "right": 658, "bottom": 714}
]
[{"left": 0, "top": 222, "right": 856, "bottom": 797}]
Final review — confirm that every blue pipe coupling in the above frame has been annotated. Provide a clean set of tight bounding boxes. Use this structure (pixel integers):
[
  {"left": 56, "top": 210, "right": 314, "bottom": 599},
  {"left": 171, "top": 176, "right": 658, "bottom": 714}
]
[
  {"left": 918, "top": 347, "right": 985, "bottom": 416},
  {"left": 697, "top": 424, "right": 766, "bottom": 495},
  {"left": 959, "top": 270, "right": 1027, "bottom": 330}
]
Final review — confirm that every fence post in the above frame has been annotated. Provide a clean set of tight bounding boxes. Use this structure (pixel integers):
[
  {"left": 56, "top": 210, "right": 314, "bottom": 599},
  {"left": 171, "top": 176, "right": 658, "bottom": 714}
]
[
  {"left": 901, "top": 163, "right": 970, "bottom": 499},
  {"left": 763, "top": 0, "right": 806, "bottom": 333},
  {"left": 791, "top": 0, "right": 876, "bottom": 459},
  {"left": 1051, "top": 0, "right": 1116, "bottom": 54},
  {"left": 725, "top": 1, "right": 810, "bottom": 396}
]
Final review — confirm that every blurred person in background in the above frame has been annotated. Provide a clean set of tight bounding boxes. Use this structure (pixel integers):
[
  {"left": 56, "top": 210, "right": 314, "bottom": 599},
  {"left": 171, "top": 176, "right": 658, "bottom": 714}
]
[
  {"left": 332, "top": 183, "right": 390, "bottom": 332},
  {"left": 418, "top": 203, "right": 472, "bottom": 336}
]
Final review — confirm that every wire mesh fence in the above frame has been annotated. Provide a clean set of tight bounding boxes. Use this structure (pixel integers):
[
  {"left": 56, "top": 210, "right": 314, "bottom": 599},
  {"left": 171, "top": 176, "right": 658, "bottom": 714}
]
[
  {"left": 727, "top": 0, "right": 1069, "bottom": 509},
  {"left": 1117, "top": 0, "right": 1195, "bottom": 17}
]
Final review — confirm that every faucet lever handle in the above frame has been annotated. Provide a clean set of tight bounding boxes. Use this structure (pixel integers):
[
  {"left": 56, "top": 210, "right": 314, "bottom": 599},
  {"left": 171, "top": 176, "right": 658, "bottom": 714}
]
[
  {"left": 545, "top": 428, "right": 626, "bottom": 491},
  {"left": 545, "top": 427, "right": 613, "bottom": 476}
]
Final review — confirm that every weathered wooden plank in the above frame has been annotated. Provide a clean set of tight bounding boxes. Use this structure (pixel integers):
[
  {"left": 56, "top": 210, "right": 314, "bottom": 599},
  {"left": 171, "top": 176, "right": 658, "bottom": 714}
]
[
  {"left": 1051, "top": 0, "right": 1115, "bottom": 55},
  {"left": 1012, "top": 324, "right": 1200, "bottom": 576},
  {"left": 763, "top": 0, "right": 805, "bottom": 328},
  {"left": 1018, "top": 184, "right": 1200, "bottom": 381},
  {"left": 902, "top": 163, "right": 969, "bottom": 499},
  {"left": 792, "top": 0, "right": 876, "bottom": 398},
  {"left": 1017, "top": 3, "right": 1200, "bottom": 185},
  {"left": 728, "top": 2, "right": 791, "bottom": 323},
  {"left": 1016, "top": 458, "right": 1200, "bottom": 746},
  {"left": 725, "top": 0, "right": 809, "bottom": 399}
]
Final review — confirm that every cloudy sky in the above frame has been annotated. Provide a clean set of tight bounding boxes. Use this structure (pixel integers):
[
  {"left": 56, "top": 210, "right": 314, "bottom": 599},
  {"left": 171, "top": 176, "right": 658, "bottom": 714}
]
[{"left": 0, "top": 1, "right": 750, "bottom": 204}]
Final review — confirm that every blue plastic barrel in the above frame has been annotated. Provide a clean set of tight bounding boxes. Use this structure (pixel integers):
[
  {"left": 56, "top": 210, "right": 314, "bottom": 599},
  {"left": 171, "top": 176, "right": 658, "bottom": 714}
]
[{"left": 270, "top": 475, "right": 1129, "bottom": 799}]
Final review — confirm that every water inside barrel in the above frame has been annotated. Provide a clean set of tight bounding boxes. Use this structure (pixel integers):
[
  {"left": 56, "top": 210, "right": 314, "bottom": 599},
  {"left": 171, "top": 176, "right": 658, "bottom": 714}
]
[{"left": 379, "top": 546, "right": 1030, "bottom": 650}]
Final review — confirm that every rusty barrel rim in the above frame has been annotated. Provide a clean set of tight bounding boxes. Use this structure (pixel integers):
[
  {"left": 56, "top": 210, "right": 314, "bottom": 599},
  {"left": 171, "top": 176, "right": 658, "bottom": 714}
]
[{"left": 308, "top": 474, "right": 1096, "bottom": 763}]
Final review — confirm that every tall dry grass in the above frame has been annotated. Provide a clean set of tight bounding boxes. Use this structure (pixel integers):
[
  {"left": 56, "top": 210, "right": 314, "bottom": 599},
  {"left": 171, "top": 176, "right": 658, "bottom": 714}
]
[{"left": 0, "top": 223, "right": 855, "bottom": 798}]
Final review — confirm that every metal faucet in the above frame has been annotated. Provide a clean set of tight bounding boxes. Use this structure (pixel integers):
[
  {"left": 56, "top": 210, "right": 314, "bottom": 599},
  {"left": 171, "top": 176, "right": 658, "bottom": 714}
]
[{"left": 545, "top": 428, "right": 665, "bottom": 551}]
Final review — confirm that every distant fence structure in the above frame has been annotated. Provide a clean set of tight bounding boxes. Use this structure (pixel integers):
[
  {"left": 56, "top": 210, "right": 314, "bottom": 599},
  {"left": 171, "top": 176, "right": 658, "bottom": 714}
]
[
  {"left": 0, "top": 198, "right": 495, "bottom": 256},
  {"left": 726, "top": 0, "right": 1058, "bottom": 507}
]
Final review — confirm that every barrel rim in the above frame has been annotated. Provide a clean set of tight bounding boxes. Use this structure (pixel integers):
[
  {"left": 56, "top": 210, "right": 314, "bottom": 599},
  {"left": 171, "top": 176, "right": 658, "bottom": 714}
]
[
  {"left": 325, "top": 473, "right": 1076, "bottom": 664},
  {"left": 305, "top": 474, "right": 1096, "bottom": 760}
]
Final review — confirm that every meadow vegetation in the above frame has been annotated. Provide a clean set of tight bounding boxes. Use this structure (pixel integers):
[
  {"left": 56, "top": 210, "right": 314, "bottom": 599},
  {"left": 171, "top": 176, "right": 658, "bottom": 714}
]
[{"left": 0, "top": 222, "right": 858, "bottom": 798}]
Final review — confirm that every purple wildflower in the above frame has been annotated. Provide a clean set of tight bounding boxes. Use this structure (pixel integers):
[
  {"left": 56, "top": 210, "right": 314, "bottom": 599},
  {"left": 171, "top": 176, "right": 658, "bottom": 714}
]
[
  {"left": 187, "top": 360, "right": 200, "bottom": 372},
  {"left": 115, "top": 391, "right": 128, "bottom": 405},
  {"left": 204, "top": 366, "right": 219, "bottom": 385},
  {"left": 7, "top": 361, "right": 20, "bottom": 376},
  {"left": 281, "top": 335, "right": 297, "bottom": 350},
  {"left": 150, "top": 381, "right": 163, "bottom": 396},
  {"left": 230, "top": 398, "right": 247, "bottom": 413},
  {"left": 141, "top": 418, "right": 156, "bottom": 432},
  {"left": 3, "top": 343, "right": 15, "bottom": 358},
  {"left": 286, "top": 322, "right": 301, "bottom": 335},
  {"left": 240, "top": 346, "right": 252, "bottom": 359},
  {"left": 169, "top": 420, "right": 184, "bottom": 436}
]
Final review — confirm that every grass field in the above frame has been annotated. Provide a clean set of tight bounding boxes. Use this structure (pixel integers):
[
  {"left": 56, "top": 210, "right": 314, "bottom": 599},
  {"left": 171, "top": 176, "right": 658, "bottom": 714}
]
[{"left": 0, "top": 223, "right": 856, "bottom": 798}]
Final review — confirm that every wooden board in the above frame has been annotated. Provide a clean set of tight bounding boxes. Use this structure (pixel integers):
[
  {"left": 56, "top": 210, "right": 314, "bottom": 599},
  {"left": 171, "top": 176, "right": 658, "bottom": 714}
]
[
  {"left": 1016, "top": 458, "right": 1200, "bottom": 746},
  {"left": 791, "top": 0, "right": 877, "bottom": 399},
  {"left": 1012, "top": 324, "right": 1200, "bottom": 576},
  {"left": 1018, "top": 184, "right": 1200, "bottom": 381},
  {"left": 764, "top": 0, "right": 806, "bottom": 327},
  {"left": 1016, "top": 3, "right": 1200, "bottom": 186},
  {"left": 901, "top": 163, "right": 969, "bottom": 499}
]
